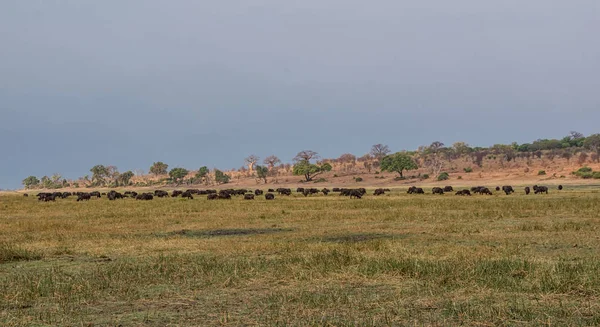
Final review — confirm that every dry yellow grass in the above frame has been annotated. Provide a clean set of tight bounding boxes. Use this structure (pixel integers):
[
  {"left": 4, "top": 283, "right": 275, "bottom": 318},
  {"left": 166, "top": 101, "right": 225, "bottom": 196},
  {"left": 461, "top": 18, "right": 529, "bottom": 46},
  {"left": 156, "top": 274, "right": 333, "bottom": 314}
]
[{"left": 1, "top": 187, "right": 600, "bottom": 326}]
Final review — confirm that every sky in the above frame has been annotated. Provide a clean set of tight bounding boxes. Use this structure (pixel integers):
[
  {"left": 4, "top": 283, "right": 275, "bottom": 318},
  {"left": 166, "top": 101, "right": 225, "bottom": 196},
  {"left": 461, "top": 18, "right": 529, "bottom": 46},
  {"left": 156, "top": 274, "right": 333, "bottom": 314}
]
[{"left": 1, "top": 0, "right": 599, "bottom": 189}]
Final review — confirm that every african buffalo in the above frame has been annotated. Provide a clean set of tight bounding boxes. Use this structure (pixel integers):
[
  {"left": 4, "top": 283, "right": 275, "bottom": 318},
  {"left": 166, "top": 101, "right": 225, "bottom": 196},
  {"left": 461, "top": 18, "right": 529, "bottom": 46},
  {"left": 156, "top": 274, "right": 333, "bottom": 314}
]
[{"left": 432, "top": 187, "right": 445, "bottom": 195}]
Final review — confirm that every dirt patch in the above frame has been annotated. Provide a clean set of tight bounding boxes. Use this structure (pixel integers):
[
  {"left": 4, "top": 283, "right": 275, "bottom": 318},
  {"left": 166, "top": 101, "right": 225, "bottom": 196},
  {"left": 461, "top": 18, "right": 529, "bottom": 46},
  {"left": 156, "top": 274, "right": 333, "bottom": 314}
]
[
  {"left": 167, "top": 228, "right": 294, "bottom": 238},
  {"left": 316, "top": 233, "right": 406, "bottom": 243}
]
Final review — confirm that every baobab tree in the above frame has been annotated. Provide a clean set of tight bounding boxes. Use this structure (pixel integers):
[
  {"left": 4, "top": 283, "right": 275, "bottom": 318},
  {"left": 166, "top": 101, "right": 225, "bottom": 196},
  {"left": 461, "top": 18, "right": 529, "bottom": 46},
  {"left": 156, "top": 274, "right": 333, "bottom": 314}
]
[
  {"left": 370, "top": 144, "right": 391, "bottom": 160},
  {"left": 263, "top": 155, "right": 281, "bottom": 169},
  {"left": 244, "top": 155, "right": 260, "bottom": 172},
  {"left": 293, "top": 150, "right": 320, "bottom": 163}
]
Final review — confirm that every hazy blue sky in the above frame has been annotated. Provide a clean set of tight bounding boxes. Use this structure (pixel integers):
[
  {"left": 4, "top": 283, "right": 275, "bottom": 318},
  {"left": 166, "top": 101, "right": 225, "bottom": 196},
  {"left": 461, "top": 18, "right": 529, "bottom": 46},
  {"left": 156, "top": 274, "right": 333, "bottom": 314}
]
[{"left": 1, "top": 1, "right": 599, "bottom": 189}]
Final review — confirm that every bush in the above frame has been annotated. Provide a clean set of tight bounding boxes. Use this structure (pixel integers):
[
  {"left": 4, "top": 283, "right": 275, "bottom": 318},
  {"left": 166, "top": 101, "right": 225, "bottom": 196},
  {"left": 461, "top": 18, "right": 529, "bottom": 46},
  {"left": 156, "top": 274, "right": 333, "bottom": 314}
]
[
  {"left": 457, "top": 176, "right": 463, "bottom": 180},
  {"left": 354, "top": 177, "right": 363, "bottom": 182},
  {"left": 375, "top": 171, "right": 380, "bottom": 174},
  {"left": 578, "top": 167, "right": 593, "bottom": 173},
  {"left": 314, "top": 178, "right": 327, "bottom": 183},
  {"left": 594, "top": 172, "right": 600, "bottom": 179},
  {"left": 422, "top": 174, "right": 430, "bottom": 180},
  {"left": 394, "top": 176, "right": 406, "bottom": 181},
  {"left": 574, "top": 167, "right": 595, "bottom": 179},
  {"left": 463, "top": 167, "right": 473, "bottom": 173},
  {"left": 333, "top": 174, "right": 338, "bottom": 178},
  {"left": 538, "top": 170, "right": 546, "bottom": 176},
  {"left": 437, "top": 172, "right": 450, "bottom": 181}
]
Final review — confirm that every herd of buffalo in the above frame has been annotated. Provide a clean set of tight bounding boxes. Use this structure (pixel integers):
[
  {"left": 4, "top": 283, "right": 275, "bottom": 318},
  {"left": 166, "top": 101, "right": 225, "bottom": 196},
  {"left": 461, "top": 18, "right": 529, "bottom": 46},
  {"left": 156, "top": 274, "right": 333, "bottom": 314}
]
[
  {"left": 29, "top": 184, "right": 560, "bottom": 202},
  {"left": 408, "top": 185, "right": 557, "bottom": 196}
]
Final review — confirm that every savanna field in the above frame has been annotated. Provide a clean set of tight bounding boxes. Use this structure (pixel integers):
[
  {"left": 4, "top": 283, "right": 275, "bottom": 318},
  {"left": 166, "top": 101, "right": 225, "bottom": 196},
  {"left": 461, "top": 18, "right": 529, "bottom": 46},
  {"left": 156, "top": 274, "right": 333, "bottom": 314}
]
[{"left": 1, "top": 187, "right": 600, "bottom": 326}]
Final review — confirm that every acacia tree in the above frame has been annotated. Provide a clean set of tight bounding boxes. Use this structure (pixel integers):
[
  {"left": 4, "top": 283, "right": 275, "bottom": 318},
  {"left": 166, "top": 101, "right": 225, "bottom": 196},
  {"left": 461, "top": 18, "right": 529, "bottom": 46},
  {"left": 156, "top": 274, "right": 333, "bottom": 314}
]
[
  {"left": 150, "top": 162, "right": 169, "bottom": 176},
  {"left": 244, "top": 155, "right": 260, "bottom": 172},
  {"left": 22, "top": 176, "right": 40, "bottom": 189},
  {"left": 293, "top": 161, "right": 332, "bottom": 182},
  {"left": 214, "top": 169, "right": 231, "bottom": 184},
  {"left": 255, "top": 165, "right": 269, "bottom": 183},
  {"left": 119, "top": 171, "right": 134, "bottom": 186},
  {"left": 90, "top": 165, "right": 109, "bottom": 186},
  {"left": 380, "top": 153, "right": 418, "bottom": 178},
  {"left": 169, "top": 168, "right": 189, "bottom": 185},
  {"left": 370, "top": 144, "right": 391, "bottom": 160},
  {"left": 195, "top": 166, "right": 209, "bottom": 184}
]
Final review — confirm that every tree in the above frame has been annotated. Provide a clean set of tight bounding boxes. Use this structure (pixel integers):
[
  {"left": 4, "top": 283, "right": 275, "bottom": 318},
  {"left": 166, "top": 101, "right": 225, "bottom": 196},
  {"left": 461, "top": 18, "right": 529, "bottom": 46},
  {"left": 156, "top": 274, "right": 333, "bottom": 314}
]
[
  {"left": 195, "top": 166, "right": 209, "bottom": 184},
  {"left": 578, "top": 152, "right": 589, "bottom": 165},
  {"left": 214, "top": 169, "right": 231, "bottom": 184},
  {"left": 22, "top": 176, "right": 40, "bottom": 189},
  {"left": 561, "top": 150, "right": 573, "bottom": 163},
  {"left": 41, "top": 176, "right": 52, "bottom": 188},
  {"left": 565, "top": 131, "right": 586, "bottom": 147},
  {"left": 255, "top": 165, "right": 269, "bottom": 183},
  {"left": 106, "top": 166, "right": 120, "bottom": 184},
  {"left": 169, "top": 168, "right": 189, "bottom": 185},
  {"left": 149, "top": 162, "right": 169, "bottom": 176},
  {"left": 452, "top": 142, "right": 472, "bottom": 157},
  {"left": 293, "top": 150, "right": 320, "bottom": 163},
  {"left": 90, "top": 165, "right": 109, "bottom": 186},
  {"left": 584, "top": 134, "right": 600, "bottom": 162},
  {"left": 380, "top": 153, "right": 418, "bottom": 177},
  {"left": 263, "top": 155, "right": 282, "bottom": 169},
  {"left": 370, "top": 144, "right": 391, "bottom": 160},
  {"left": 244, "top": 155, "right": 260, "bottom": 172},
  {"left": 51, "top": 173, "right": 62, "bottom": 185},
  {"left": 420, "top": 142, "right": 448, "bottom": 176},
  {"left": 293, "top": 161, "right": 332, "bottom": 182},
  {"left": 491, "top": 144, "right": 517, "bottom": 165},
  {"left": 119, "top": 171, "right": 134, "bottom": 185},
  {"left": 337, "top": 153, "right": 356, "bottom": 163},
  {"left": 471, "top": 151, "right": 487, "bottom": 167},
  {"left": 428, "top": 141, "right": 445, "bottom": 152}
]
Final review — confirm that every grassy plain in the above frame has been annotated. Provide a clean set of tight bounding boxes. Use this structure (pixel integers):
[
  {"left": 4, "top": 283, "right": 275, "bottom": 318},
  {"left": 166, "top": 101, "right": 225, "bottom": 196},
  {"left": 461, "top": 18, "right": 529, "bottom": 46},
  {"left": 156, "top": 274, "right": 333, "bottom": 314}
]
[{"left": 1, "top": 188, "right": 600, "bottom": 326}]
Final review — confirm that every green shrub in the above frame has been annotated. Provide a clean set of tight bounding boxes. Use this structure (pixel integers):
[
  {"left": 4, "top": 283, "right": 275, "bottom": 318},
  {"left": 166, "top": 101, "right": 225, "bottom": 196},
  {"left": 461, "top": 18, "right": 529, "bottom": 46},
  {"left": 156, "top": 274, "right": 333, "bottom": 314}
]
[
  {"left": 333, "top": 174, "right": 339, "bottom": 178},
  {"left": 593, "top": 172, "right": 600, "bottom": 179},
  {"left": 437, "top": 172, "right": 450, "bottom": 181},
  {"left": 314, "top": 178, "right": 327, "bottom": 183},
  {"left": 422, "top": 174, "right": 430, "bottom": 179},
  {"left": 354, "top": 177, "right": 363, "bottom": 182},
  {"left": 394, "top": 176, "right": 405, "bottom": 181},
  {"left": 574, "top": 167, "right": 594, "bottom": 179},
  {"left": 457, "top": 176, "right": 463, "bottom": 180},
  {"left": 375, "top": 171, "right": 380, "bottom": 174},
  {"left": 538, "top": 170, "right": 546, "bottom": 176},
  {"left": 463, "top": 167, "right": 473, "bottom": 173}
]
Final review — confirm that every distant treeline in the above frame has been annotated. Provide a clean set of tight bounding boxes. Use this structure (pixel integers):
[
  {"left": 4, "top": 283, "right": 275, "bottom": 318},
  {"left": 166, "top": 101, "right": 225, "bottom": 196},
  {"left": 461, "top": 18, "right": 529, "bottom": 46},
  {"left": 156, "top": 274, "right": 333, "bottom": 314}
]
[{"left": 22, "top": 131, "right": 600, "bottom": 189}]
